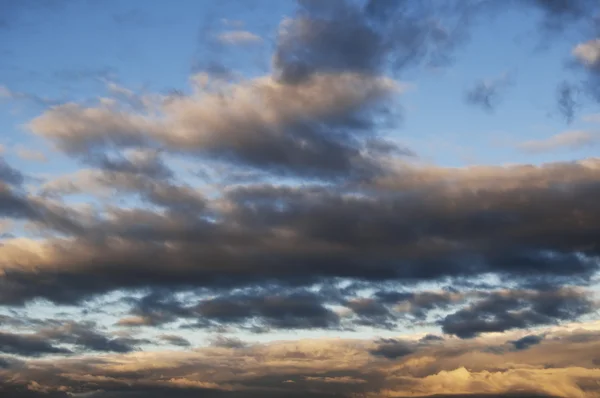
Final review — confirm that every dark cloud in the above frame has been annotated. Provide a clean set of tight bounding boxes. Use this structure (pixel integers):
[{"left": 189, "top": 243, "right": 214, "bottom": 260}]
[
  {"left": 556, "top": 81, "right": 581, "bottom": 122},
  {"left": 509, "top": 334, "right": 545, "bottom": 350},
  {"left": 369, "top": 338, "right": 415, "bottom": 359},
  {"left": 0, "top": 331, "right": 71, "bottom": 357},
  {"left": 529, "top": 0, "right": 599, "bottom": 31},
  {"left": 120, "top": 289, "right": 340, "bottom": 331},
  {"left": 273, "top": 0, "right": 473, "bottom": 83},
  {"left": 440, "top": 288, "right": 594, "bottom": 338},
  {"left": 419, "top": 334, "right": 444, "bottom": 342},
  {"left": 1, "top": 158, "right": 600, "bottom": 307},
  {"left": 92, "top": 150, "right": 173, "bottom": 180},
  {"left": 158, "top": 334, "right": 191, "bottom": 347},
  {"left": 35, "top": 321, "right": 149, "bottom": 353},
  {"left": 0, "top": 157, "right": 24, "bottom": 186}
]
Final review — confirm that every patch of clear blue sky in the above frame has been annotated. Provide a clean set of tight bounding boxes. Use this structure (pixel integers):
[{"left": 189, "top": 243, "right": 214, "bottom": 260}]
[{"left": 1, "top": 1, "right": 599, "bottom": 343}]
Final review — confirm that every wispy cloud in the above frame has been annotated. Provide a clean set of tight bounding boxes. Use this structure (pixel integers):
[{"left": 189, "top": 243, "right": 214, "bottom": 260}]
[
  {"left": 517, "top": 130, "right": 599, "bottom": 153},
  {"left": 216, "top": 30, "right": 262, "bottom": 45}
]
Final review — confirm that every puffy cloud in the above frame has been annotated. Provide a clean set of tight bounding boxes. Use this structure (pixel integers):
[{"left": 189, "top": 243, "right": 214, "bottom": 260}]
[
  {"left": 573, "top": 39, "right": 600, "bottom": 70},
  {"left": 30, "top": 73, "right": 406, "bottom": 180}
]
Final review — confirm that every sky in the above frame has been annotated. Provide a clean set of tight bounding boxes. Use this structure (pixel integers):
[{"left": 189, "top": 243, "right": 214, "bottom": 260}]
[{"left": 1, "top": 0, "right": 600, "bottom": 397}]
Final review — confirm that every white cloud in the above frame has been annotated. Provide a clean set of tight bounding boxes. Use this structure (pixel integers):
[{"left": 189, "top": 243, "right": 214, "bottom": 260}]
[
  {"left": 216, "top": 30, "right": 262, "bottom": 45},
  {"left": 517, "top": 130, "right": 599, "bottom": 153},
  {"left": 573, "top": 39, "right": 600, "bottom": 68}
]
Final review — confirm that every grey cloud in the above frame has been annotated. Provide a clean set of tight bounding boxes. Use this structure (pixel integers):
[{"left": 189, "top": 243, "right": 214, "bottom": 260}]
[
  {"left": 0, "top": 331, "right": 71, "bottom": 357},
  {"left": 509, "top": 334, "right": 545, "bottom": 350},
  {"left": 31, "top": 73, "right": 405, "bottom": 181},
  {"left": 440, "top": 288, "right": 594, "bottom": 338},
  {"left": 35, "top": 321, "right": 149, "bottom": 353},
  {"left": 121, "top": 289, "right": 340, "bottom": 332},
  {"left": 369, "top": 338, "right": 415, "bottom": 359},
  {"left": 419, "top": 334, "right": 444, "bottom": 342},
  {"left": 158, "top": 334, "right": 191, "bottom": 347},
  {"left": 0, "top": 157, "right": 25, "bottom": 186},
  {"left": 556, "top": 82, "right": 581, "bottom": 123},
  {"left": 465, "top": 74, "right": 513, "bottom": 112},
  {"left": 273, "top": 0, "right": 473, "bottom": 83},
  {"left": 2, "top": 158, "right": 600, "bottom": 305}
]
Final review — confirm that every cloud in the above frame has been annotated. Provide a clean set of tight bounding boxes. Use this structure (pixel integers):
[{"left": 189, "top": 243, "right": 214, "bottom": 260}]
[
  {"left": 0, "top": 156, "right": 600, "bottom": 306},
  {"left": 121, "top": 289, "right": 341, "bottom": 331},
  {"left": 30, "top": 73, "right": 407, "bottom": 180},
  {"left": 4, "top": 1, "right": 600, "bottom": 396},
  {"left": 158, "top": 334, "right": 191, "bottom": 347},
  {"left": 0, "top": 325, "right": 599, "bottom": 396},
  {"left": 465, "top": 73, "right": 513, "bottom": 112},
  {"left": 0, "top": 331, "right": 71, "bottom": 357},
  {"left": 509, "top": 334, "right": 544, "bottom": 350},
  {"left": 440, "top": 288, "right": 595, "bottom": 338},
  {"left": 0, "top": 321, "right": 148, "bottom": 357},
  {"left": 573, "top": 39, "right": 600, "bottom": 70},
  {"left": 0, "top": 157, "right": 25, "bottom": 186},
  {"left": 272, "top": 0, "right": 473, "bottom": 83},
  {"left": 15, "top": 147, "right": 48, "bottom": 163},
  {"left": 369, "top": 338, "right": 416, "bottom": 359},
  {"left": 0, "top": 85, "right": 62, "bottom": 107},
  {"left": 517, "top": 130, "right": 599, "bottom": 153},
  {"left": 209, "top": 335, "right": 248, "bottom": 349},
  {"left": 216, "top": 30, "right": 262, "bottom": 45}
]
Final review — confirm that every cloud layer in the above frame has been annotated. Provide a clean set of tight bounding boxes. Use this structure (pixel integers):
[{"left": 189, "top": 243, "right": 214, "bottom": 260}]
[{"left": 2, "top": 1, "right": 600, "bottom": 397}]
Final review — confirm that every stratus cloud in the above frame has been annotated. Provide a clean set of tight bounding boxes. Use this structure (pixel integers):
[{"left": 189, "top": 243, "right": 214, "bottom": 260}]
[
  {"left": 517, "top": 130, "right": 599, "bottom": 153},
  {"left": 1, "top": 324, "right": 600, "bottom": 397}
]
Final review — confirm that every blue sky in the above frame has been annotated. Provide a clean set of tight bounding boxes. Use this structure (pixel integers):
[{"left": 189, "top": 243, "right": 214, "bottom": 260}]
[{"left": 1, "top": 1, "right": 600, "bottom": 397}]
